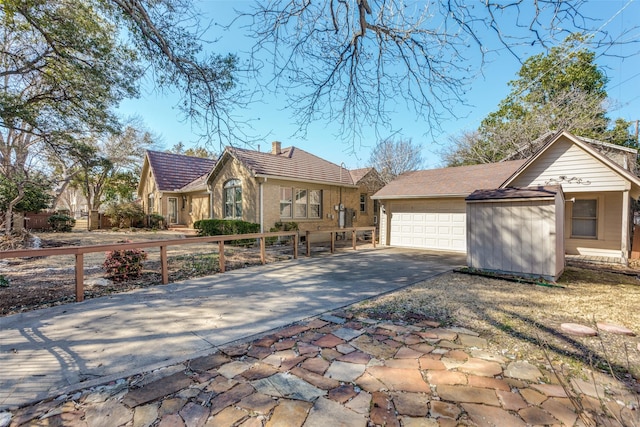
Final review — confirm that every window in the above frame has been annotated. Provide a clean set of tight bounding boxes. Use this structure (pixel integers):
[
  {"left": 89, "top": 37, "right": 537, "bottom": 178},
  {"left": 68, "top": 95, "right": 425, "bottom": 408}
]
[
  {"left": 280, "top": 187, "right": 292, "bottom": 218},
  {"left": 280, "top": 187, "right": 321, "bottom": 219},
  {"left": 309, "top": 190, "right": 321, "bottom": 218},
  {"left": 224, "top": 179, "right": 242, "bottom": 219},
  {"left": 147, "top": 194, "right": 154, "bottom": 214},
  {"left": 295, "top": 189, "right": 307, "bottom": 218},
  {"left": 360, "top": 194, "right": 367, "bottom": 212},
  {"left": 572, "top": 199, "right": 597, "bottom": 238}
]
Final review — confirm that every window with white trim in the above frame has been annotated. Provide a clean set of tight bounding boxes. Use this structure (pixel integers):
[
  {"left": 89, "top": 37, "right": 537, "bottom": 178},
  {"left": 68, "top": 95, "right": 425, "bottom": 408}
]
[
  {"left": 572, "top": 199, "right": 597, "bottom": 239},
  {"left": 280, "top": 187, "right": 321, "bottom": 219},
  {"left": 280, "top": 187, "right": 292, "bottom": 218}
]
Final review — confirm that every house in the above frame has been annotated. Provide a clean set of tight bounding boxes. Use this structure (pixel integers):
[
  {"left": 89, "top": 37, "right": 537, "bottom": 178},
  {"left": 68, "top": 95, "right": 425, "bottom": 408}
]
[
  {"left": 137, "top": 150, "right": 216, "bottom": 228},
  {"left": 206, "top": 142, "right": 385, "bottom": 238},
  {"left": 138, "top": 144, "right": 385, "bottom": 235},
  {"left": 373, "top": 130, "right": 640, "bottom": 262}
]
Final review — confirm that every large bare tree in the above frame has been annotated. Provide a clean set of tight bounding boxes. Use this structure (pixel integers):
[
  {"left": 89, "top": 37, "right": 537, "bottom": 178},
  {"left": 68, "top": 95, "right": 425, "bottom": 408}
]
[
  {"left": 368, "top": 137, "right": 424, "bottom": 183},
  {"left": 241, "top": 1, "right": 632, "bottom": 143}
]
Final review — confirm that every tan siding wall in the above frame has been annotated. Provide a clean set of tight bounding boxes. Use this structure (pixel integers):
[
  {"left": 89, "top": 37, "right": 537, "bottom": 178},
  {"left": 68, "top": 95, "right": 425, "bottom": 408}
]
[
  {"left": 379, "top": 205, "right": 388, "bottom": 245},
  {"left": 510, "top": 136, "right": 628, "bottom": 193},
  {"left": 467, "top": 198, "right": 563, "bottom": 280},
  {"left": 564, "top": 191, "right": 623, "bottom": 257}
]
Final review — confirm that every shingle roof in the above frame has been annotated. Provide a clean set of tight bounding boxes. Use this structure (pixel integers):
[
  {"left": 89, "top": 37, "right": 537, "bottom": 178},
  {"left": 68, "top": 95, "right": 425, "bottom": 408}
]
[
  {"left": 466, "top": 185, "right": 562, "bottom": 201},
  {"left": 373, "top": 160, "right": 527, "bottom": 199},
  {"left": 349, "top": 168, "right": 374, "bottom": 184},
  {"left": 147, "top": 150, "right": 216, "bottom": 192},
  {"left": 227, "top": 146, "right": 355, "bottom": 185}
]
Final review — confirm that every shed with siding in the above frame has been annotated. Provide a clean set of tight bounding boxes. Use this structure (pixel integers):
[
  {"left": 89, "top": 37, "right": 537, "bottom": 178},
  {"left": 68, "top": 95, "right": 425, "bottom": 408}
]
[{"left": 466, "top": 185, "right": 565, "bottom": 281}]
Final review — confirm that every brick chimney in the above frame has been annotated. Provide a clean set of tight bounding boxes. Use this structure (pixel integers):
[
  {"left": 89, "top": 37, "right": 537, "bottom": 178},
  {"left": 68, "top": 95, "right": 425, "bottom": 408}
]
[{"left": 272, "top": 141, "right": 281, "bottom": 155}]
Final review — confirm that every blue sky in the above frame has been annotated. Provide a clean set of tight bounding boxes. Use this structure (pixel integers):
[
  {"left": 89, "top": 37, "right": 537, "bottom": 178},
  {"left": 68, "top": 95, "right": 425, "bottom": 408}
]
[{"left": 118, "top": 0, "right": 640, "bottom": 169}]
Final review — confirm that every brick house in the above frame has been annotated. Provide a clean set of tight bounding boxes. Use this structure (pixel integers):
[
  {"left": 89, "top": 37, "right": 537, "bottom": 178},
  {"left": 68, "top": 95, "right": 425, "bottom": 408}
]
[
  {"left": 138, "top": 144, "right": 384, "bottom": 235},
  {"left": 207, "top": 142, "right": 384, "bottom": 239}
]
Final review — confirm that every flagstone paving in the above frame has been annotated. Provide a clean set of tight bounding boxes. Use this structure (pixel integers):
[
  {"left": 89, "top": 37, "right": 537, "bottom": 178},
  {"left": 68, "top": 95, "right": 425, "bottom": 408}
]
[{"left": 2, "top": 312, "right": 638, "bottom": 427}]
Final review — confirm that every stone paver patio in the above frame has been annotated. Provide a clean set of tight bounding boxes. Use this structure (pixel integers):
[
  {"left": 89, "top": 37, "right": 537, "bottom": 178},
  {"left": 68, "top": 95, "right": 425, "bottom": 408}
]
[{"left": 3, "top": 311, "right": 638, "bottom": 427}]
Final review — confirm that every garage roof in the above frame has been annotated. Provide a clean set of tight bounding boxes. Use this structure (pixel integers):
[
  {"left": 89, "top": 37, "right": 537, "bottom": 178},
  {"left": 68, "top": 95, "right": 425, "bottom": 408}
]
[
  {"left": 466, "top": 185, "right": 562, "bottom": 201},
  {"left": 372, "top": 159, "right": 527, "bottom": 199}
]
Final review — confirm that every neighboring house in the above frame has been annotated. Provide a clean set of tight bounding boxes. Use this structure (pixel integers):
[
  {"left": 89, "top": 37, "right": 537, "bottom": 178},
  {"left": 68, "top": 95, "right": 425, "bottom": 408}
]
[
  {"left": 137, "top": 151, "right": 216, "bottom": 228},
  {"left": 373, "top": 130, "right": 640, "bottom": 262},
  {"left": 206, "top": 142, "right": 385, "bottom": 238}
]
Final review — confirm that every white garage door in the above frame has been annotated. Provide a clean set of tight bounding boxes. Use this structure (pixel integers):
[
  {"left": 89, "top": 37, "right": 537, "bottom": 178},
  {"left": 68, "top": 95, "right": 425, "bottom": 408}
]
[{"left": 389, "top": 199, "right": 466, "bottom": 252}]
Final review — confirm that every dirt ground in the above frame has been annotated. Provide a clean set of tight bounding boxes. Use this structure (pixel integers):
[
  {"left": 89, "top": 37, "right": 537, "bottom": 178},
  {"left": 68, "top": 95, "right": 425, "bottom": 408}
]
[
  {"left": 0, "top": 230, "right": 296, "bottom": 316},
  {"left": 2, "top": 230, "right": 639, "bottom": 393}
]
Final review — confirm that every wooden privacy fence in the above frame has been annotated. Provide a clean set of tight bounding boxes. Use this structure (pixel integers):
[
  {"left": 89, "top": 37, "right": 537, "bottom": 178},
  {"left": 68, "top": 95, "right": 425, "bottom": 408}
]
[{"left": 0, "top": 226, "right": 376, "bottom": 304}]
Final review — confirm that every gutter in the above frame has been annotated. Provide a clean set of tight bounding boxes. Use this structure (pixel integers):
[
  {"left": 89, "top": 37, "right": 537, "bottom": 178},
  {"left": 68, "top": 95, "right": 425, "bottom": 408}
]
[
  {"left": 371, "top": 194, "right": 469, "bottom": 200},
  {"left": 255, "top": 174, "right": 358, "bottom": 189}
]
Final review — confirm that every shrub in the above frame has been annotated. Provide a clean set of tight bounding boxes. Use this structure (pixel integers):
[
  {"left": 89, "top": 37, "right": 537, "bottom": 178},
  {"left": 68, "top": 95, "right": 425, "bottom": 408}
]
[
  {"left": 267, "top": 221, "right": 299, "bottom": 245},
  {"left": 0, "top": 275, "right": 9, "bottom": 288},
  {"left": 194, "top": 219, "right": 260, "bottom": 246},
  {"left": 147, "top": 213, "right": 165, "bottom": 229},
  {"left": 103, "top": 240, "right": 148, "bottom": 282},
  {"left": 47, "top": 213, "right": 76, "bottom": 232},
  {"left": 194, "top": 219, "right": 260, "bottom": 236},
  {"left": 105, "top": 202, "right": 145, "bottom": 228}
]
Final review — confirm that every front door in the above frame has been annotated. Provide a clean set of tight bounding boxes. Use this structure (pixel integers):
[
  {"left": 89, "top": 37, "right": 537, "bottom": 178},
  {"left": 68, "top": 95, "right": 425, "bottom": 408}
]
[{"left": 168, "top": 197, "right": 178, "bottom": 224}]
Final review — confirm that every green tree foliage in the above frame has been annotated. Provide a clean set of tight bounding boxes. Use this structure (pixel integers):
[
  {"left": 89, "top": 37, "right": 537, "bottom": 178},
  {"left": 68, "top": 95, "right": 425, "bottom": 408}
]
[
  {"left": 104, "top": 201, "right": 144, "bottom": 228},
  {"left": 66, "top": 126, "right": 153, "bottom": 221},
  {"left": 1, "top": 0, "right": 236, "bottom": 232},
  {"left": 0, "top": 172, "right": 51, "bottom": 213},
  {"left": 443, "top": 35, "right": 635, "bottom": 166}
]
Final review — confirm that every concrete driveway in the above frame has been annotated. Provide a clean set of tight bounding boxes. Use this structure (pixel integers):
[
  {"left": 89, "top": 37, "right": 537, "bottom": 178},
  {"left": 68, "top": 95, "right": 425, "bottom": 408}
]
[{"left": 0, "top": 247, "right": 464, "bottom": 410}]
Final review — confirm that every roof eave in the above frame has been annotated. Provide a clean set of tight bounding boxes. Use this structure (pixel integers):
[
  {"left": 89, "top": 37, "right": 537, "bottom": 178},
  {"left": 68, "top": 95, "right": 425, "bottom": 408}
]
[
  {"left": 255, "top": 174, "right": 358, "bottom": 188},
  {"left": 371, "top": 193, "right": 468, "bottom": 200}
]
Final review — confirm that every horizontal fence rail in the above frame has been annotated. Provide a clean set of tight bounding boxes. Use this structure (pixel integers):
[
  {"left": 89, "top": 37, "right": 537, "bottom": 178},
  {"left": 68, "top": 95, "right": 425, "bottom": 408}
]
[
  {"left": 305, "top": 227, "right": 377, "bottom": 257},
  {"left": 0, "top": 227, "right": 376, "bottom": 304},
  {"left": 0, "top": 231, "right": 298, "bottom": 303}
]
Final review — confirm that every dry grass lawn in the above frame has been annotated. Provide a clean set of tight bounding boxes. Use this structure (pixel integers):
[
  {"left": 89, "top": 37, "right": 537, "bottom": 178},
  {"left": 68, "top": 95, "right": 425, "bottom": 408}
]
[{"left": 352, "top": 266, "right": 640, "bottom": 386}]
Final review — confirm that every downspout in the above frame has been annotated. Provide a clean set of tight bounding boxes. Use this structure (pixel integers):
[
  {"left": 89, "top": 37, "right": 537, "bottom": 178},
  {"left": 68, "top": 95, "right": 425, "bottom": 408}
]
[
  {"left": 207, "top": 184, "right": 213, "bottom": 219},
  {"left": 259, "top": 178, "right": 265, "bottom": 233}
]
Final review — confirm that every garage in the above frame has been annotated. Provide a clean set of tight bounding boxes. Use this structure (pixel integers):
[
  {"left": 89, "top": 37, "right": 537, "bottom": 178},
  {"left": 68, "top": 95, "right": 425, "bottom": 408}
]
[
  {"left": 372, "top": 160, "right": 526, "bottom": 253},
  {"left": 388, "top": 199, "right": 466, "bottom": 251}
]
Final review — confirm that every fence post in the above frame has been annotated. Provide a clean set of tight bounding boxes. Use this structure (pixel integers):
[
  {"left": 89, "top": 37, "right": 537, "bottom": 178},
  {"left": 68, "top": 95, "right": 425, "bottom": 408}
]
[
  {"left": 352, "top": 229, "right": 357, "bottom": 250},
  {"left": 306, "top": 231, "right": 311, "bottom": 257},
  {"left": 330, "top": 232, "right": 335, "bottom": 253},
  {"left": 160, "top": 245, "right": 168, "bottom": 284},
  {"left": 218, "top": 240, "right": 225, "bottom": 273},
  {"left": 75, "top": 253, "right": 84, "bottom": 302},
  {"left": 372, "top": 227, "right": 377, "bottom": 248},
  {"left": 260, "top": 236, "right": 266, "bottom": 265},
  {"left": 293, "top": 232, "right": 299, "bottom": 259}
]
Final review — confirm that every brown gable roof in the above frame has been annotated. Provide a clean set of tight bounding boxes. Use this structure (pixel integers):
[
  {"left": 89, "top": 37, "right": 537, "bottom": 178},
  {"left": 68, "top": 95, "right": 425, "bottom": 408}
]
[
  {"left": 147, "top": 150, "right": 216, "bottom": 192},
  {"left": 466, "top": 185, "right": 562, "bottom": 201},
  {"left": 349, "top": 168, "right": 374, "bottom": 184},
  {"left": 227, "top": 146, "right": 354, "bottom": 186},
  {"left": 373, "top": 159, "right": 527, "bottom": 199}
]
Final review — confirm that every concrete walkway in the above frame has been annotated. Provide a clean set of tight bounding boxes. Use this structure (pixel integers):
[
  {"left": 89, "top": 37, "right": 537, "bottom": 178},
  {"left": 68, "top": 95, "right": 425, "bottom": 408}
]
[{"left": 0, "top": 248, "right": 464, "bottom": 411}]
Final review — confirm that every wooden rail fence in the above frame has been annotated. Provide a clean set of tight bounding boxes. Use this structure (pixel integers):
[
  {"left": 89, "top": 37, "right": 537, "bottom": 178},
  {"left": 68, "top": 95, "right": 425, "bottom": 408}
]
[
  {"left": 305, "top": 227, "right": 377, "bottom": 257},
  {"left": 0, "top": 226, "right": 376, "bottom": 303}
]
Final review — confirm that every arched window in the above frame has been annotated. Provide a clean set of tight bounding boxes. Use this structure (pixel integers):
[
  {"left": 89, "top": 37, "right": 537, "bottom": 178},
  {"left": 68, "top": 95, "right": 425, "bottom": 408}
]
[{"left": 224, "top": 179, "right": 242, "bottom": 219}]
